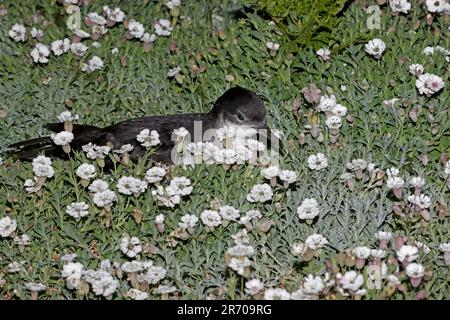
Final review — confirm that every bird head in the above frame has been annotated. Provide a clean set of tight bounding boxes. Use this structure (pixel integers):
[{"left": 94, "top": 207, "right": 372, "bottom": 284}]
[{"left": 209, "top": 86, "right": 267, "bottom": 130}]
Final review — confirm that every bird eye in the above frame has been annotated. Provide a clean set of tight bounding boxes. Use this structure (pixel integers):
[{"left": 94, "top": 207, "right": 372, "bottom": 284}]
[{"left": 237, "top": 113, "right": 245, "bottom": 121}]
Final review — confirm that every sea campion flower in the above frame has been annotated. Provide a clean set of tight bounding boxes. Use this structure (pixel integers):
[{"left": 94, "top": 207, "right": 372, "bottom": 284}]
[
  {"left": 297, "top": 198, "right": 320, "bottom": 221},
  {"left": 325, "top": 115, "right": 342, "bottom": 130},
  {"left": 390, "top": 0, "right": 411, "bottom": 14},
  {"left": 245, "top": 279, "right": 264, "bottom": 296},
  {"left": 246, "top": 183, "right": 273, "bottom": 203},
  {"left": 169, "top": 177, "right": 193, "bottom": 195},
  {"left": 415, "top": 73, "right": 444, "bottom": 96},
  {"left": 25, "top": 282, "right": 47, "bottom": 299},
  {"left": 200, "top": 210, "right": 222, "bottom": 228},
  {"left": 154, "top": 19, "right": 173, "bottom": 36},
  {"left": 9, "top": 23, "right": 26, "bottom": 42},
  {"left": 317, "top": 95, "right": 337, "bottom": 112},
  {"left": 353, "top": 246, "right": 371, "bottom": 268},
  {"left": 145, "top": 167, "right": 166, "bottom": 183},
  {"left": 409, "top": 64, "right": 424, "bottom": 77},
  {"left": 339, "top": 271, "right": 365, "bottom": 294},
  {"left": 70, "top": 42, "right": 88, "bottom": 57},
  {"left": 166, "top": 0, "right": 181, "bottom": 10},
  {"left": 104, "top": 7, "right": 125, "bottom": 25},
  {"left": 14, "top": 234, "right": 30, "bottom": 246},
  {"left": 88, "top": 179, "right": 109, "bottom": 193},
  {"left": 302, "top": 274, "right": 325, "bottom": 295},
  {"left": 365, "top": 39, "right": 386, "bottom": 59},
  {"left": 375, "top": 231, "right": 392, "bottom": 249},
  {"left": 155, "top": 214, "right": 165, "bottom": 233},
  {"left": 93, "top": 190, "right": 117, "bottom": 208},
  {"left": 31, "top": 43, "right": 50, "bottom": 64},
  {"left": 127, "top": 288, "right": 148, "bottom": 300},
  {"left": 307, "top": 153, "right": 328, "bottom": 171},
  {"left": 51, "top": 39, "right": 70, "bottom": 56},
  {"left": 81, "top": 56, "right": 104, "bottom": 73},
  {"left": 66, "top": 202, "right": 89, "bottom": 220},
  {"left": 331, "top": 104, "right": 347, "bottom": 116},
  {"left": 405, "top": 263, "right": 425, "bottom": 287},
  {"left": 407, "top": 194, "right": 431, "bottom": 210},
  {"left": 397, "top": 245, "right": 418, "bottom": 264},
  {"left": 387, "top": 176, "right": 405, "bottom": 199},
  {"left": 425, "top": 0, "right": 445, "bottom": 13},
  {"left": 239, "top": 210, "right": 262, "bottom": 230},
  {"left": 219, "top": 205, "right": 240, "bottom": 222},
  {"left": 76, "top": 163, "right": 96, "bottom": 181},
  {"left": 279, "top": 170, "right": 297, "bottom": 186},
  {"left": 32, "top": 155, "right": 54, "bottom": 178},
  {"left": 264, "top": 288, "right": 291, "bottom": 300},
  {"left": 51, "top": 131, "right": 74, "bottom": 153},
  {"left": 167, "top": 67, "right": 181, "bottom": 78},
  {"left": 136, "top": 129, "right": 160, "bottom": 148},
  {"left": 439, "top": 243, "right": 450, "bottom": 265},
  {"left": 120, "top": 234, "right": 142, "bottom": 258},
  {"left": 0, "top": 216, "right": 17, "bottom": 238},
  {"left": 316, "top": 48, "right": 331, "bottom": 62},
  {"left": 61, "top": 262, "right": 84, "bottom": 290},
  {"left": 57, "top": 111, "right": 79, "bottom": 123},
  {"left": 178, "top": 214, "right": 198, "bottom": 230},
  {"left": 305, "top": 234, "right": 328, "bottom": 250},
  {"left": 266, "top": 41, "right": 279, "bottom": 56},
  {"left": 117, "top": 176, "right": 148, "bottom": 196}
]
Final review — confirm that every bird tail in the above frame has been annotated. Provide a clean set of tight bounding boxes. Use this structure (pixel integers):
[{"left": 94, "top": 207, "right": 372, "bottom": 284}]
[{"left": 5, "top": 123, "right": 103, "bottom": 161}]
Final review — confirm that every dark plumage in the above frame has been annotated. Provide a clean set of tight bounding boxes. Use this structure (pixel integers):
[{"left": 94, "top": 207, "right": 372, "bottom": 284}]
[{"left": 6, "top": 86, "right": 269, "bottom": 165}]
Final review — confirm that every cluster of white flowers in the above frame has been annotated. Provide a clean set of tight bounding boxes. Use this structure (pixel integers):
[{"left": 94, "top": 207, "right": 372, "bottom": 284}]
[
  {"left": 316, "top": 48, "right": 331, "bottom": 62},
  {"left": 145, "top": 167, "right": 166, "bottom": 183},
  {"left": 81, "top": 143, "right": 110, "bottom": 160},
  {"left": 337, "top": 271, "right": 366, "bottom": 296},
  {"left": 155, "top": 19, "right": 173, "bottom": 36},
  {"left": 25, "top": 155, "right": 55, "bottom": 193},
  {"left": 226, "top": 244, "right": 255, "bottom": 276},
  {"left": 178, "top": 214, "right": 199, "bottom": 230},
  {"left": 316, "top": 94, "right": 347, "bottom": 135},
  {"left": 260, "top": 165, "right": 297, "bottom": 187},
  {"left": 407, "top": 194, "right": 431, "bottom": 209},
  {"left": 151, "top": 176, "right": 192, "bottom": 207},
  {"left": 122, "top": 260, "right": 167, "bottom": 286},
  {"left": 365, "top": 38, "right": 386, "bottom": 59},
  {"left": 82, "top": 260, "right": 119, "bottom": 297}
]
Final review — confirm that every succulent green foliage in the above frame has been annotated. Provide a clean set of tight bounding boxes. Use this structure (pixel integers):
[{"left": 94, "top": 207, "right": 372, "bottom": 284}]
[{"left": 248, "top": 0, "right": 351, "bottom": 50}]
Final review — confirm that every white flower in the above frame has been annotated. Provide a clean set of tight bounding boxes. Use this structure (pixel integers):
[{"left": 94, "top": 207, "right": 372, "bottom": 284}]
[
  {"left": 90, "top": 274, "right": 118, "bottom": 297},
  {"left": 307, "top": 153, "right": 328, "bottom": 170},
  {"left": 409, "top": 176, "right": 425, "bottom": 188},
  {"left": 179, "top": 214, "right": 198, "bottom": 229},
  {"left": 121, "top": 260, "right": 144, "bottom": 273},
  {"left": 331, "top": 104, "right": 347, "bottom": 116},
  {"left": 8, "top": 261, "right": 25, "bottom": 273},
  {"left": 88, "top": 179, "right": 109, "bottom": 193},
  {"left": 31, "top": 43, "right": 50, "bottom": 64},
  {"left": 166, "top": 0, "right": 181, "bottom": 10},
  {"left": 445, "top": 160, "right": 450, "bottom": 176},
  {"left": 137, "top": 265, "right": 167, "bottom": 284},
  {"left": 57, "top": 111, "right": 78, "bottom": 122},
  {"left": 25, "top": 282, "right": 47, "bottom": 292},
  {"left": 14, "top": 234, "right": 31, "bottom": 245},
  {"left": 390, "top": 0, "right": 411, "bottom": 14},
  {"left": 70, "top": 42, "right": 88, "bottom": 57},
  {"left": 439, "top": 243, "right": 450, "bottom": 252},
  {"left": 32, "top": 155, "right": 54, "bottom": 178},
  {"left": 374, "top": 231, "right": 392, "bottom": 240},
  {"left": 155, "top": 214, "right": 165, "bottom": 225},
  {"left": 24, "top": 177, "right": 41, "bottom": 193},
  {"left": 302, "top": 274, "right": 325, "bottom": 295},
  {"left": 305, "top": 234, "right": 328, "bottom": 250},
  {"left": 405, "top": 263, "right": 425, "bottom": 278},
  {"left": 426, "top": 0, "right": 445, "bottom": 13},
  {"left": 317, "top": 95, "right": 337, "bottom": 112},
  {"left": 93, "top": 190, "right": 117, "bottom": 207},
  {"left": 120, "top": 234, "right": 142, "bottom": 258},
  {"left": 0, "top": 216, "right": 17, "bottom": 237},
  {"left": 261, "top": 166, "right": 279, "bottom": 179},
  {"left": 407, "top": 194, "right": 431, "bottom": 209},
  {"left": 239, "top": 210, "right": 262, "bottom": 224},
  {"left": 409, "top": 63, "right": 424, "bottom": 76},
  {"left": 219, "top": 205, "right": 240, "bottom": 221},
  {"left": 152, "top": 186, "right": 181, "bottom": 207},
  {"left": 167, "top": 67, "right": 181, "bottom": 77},
  {"left": 371, "top": 249, "right": 386, "bottom": 259},
  {"left": 145, "top": 167, "right": 166, "bottom": 184},
  {"left": 200, "top": 210, "right": 222, "bottom": 227},
  {"left": 231, "top": 229, "right": 250, "bottom": 245},
  {"left": 169, "top": 177, "right": 193, "bottom": 195},
  {"left": 215, "top": 148, "right": 237, "bottom": 164},
  {"left": 50, "top": 39, "right": 70, "bottom": 56},
  {"left": 82, "top": 56, "right": 104, "bottom": 73},
  {"left": 154, "top": 19, "right": 172, "bottom": 36},
  {"left": 292, "top": 243, "right": 307, "bottom": 255},
  {"left": 415, "top": 73, "right": 444, "bottom": 96},
  {"left": 73, "top": 29, "right": 90, "bottom": 39},
  {"left": 387, "top": 176, "right": 405, "bottom": 189},
  {"left": 386, "top": 167, "right": 399, "bottom": 177},
  {"left": 87, "top": 12, "right": 106, "bottom": 25},
  {"left": 416, "top": 241, "right": 431, "bottom": 255},
  {"left": 353, "top": 246, "right": 371, "bottom": 259},
  {"left": 365, "top": 39, "right": 386, "bottom": 59},
  {"left": 61, "top": 262, "right": 84, "bottom": 290},
  {"left": 141, "top": 32, "right": 157, "bottom": 43},
  {"left": 423, "top": 46, "right": 434, "bottom": 56},
  {"left": 397, "top": 245, "right": 418, "bottom": 263},
  {"left": 9, "top": 23, "right": 26, "bottom": 42},
  {"left": 340, "top": 271, "right": 364, "bottom": 291},
  {"left": 246, "top": 183, "right": 273, "bottom": 203},
  {"left": 51, "top": 131, "right": 74, "bottom": 145},
  {"left": 264, "top": 288, "right": 291, "bottom": 300},
  {"left": 228, "top": 257, "right": 252, "bottom": 276},
  {"left": 136, "top": 129, "right": 160, "bottom": 148},
  {"left": 316, "top": 48, "right": 331, "bottom": 61},
  {"left": 31, "top": 27, "right": 43, "bottom": 39},
  {"left": 279, "top": 170, "right": 297, "bottom": 184},
  {"left": 297, "top": 198, "right": 320, "bottom": 220},
  {"left": 127, "top": 289, "right": 148, "bottom": 300},
  {"left": 325, "top": 115, "right": 342, "bottom": 130},
  {"left": 117, "top": 176, "right": 148, "bottom": 196},
  {"left": 82, "top": 143, "right": 110, "bottom": 159},
  {"left": 347, "top": 159, "right": 368, "bottom": 171},
  {"left": 266, "top": 41, "right": 280, "bottom": 51},
  {"left": 61, "top": 253, "right": 77, "bottom": 262},
  {"left": 113, "top": 144, "right": 134, "bottom": 154},
  {"left": 104, "top": 7, "right": 125, "bottom": 23},
  {"left": 66, "top": 202, "right": 89, "bottom": 220},
  {"left": 76, "top": 163, "right": 96, "bottom": 180},
  {"left": 245, "top": 279, "right": 264, "bottom": 296}
]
